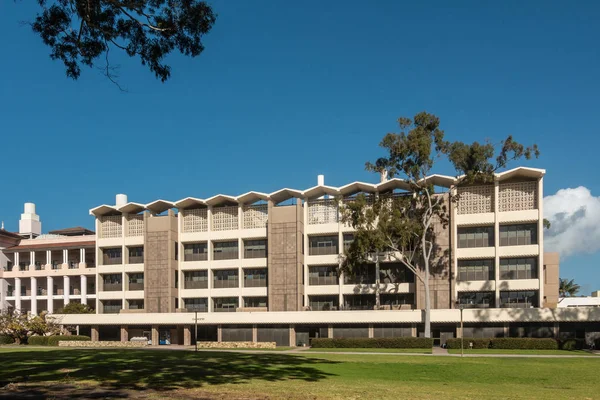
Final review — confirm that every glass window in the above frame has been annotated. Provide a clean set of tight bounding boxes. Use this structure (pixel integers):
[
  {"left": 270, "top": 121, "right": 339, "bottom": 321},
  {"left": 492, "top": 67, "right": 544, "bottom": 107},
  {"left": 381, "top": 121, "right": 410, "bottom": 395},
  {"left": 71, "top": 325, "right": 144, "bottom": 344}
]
[
  {"left": 213, "top": 297, "right": 238, "bottom": 312},
  {"left": 309, "top": 235, "right": 339, "bottom": 255},
  {"left": 499, "top": 224, "right": 537, "bottom": 246},
  {"left": 457, "top": 292, "right": 495, "bottom": 308},
  {"left": 308, "top": 265, "right": 339, "bottom": 285},
  {"left": 308, "top": 295, "right": 339, "bottom": 311},
  {"left": 184, "top": 298, "right": 208, "bottom": 312},
  {"left": 457, "top": 259, "right": 494, "bottom": 281},
  {"left": 343, "top": 294, "right": 376, "bottom": 310},
  {"left": 213, "top": 241, "right": 239, "bottom": 260},
  {"left": 379, "top": 263, "right": 415, "bottom": 283},
  {"left": 457, "top": 226, "right": 494, "bottom": 248},
  {"left": 500, "top": 291, "right": 538, "bottom": 308},
  {"left": 243, "top": 297, "right": 268, "bottom": 308},
  {"left": 213, "top": 269, "right": 239, "bottom": 288},
  {"left": 499, "top": 258, "right": 537, "bottom": 280},
  {"left": 183, "top": 242, "right": 208, "bottom": 261},
  {"left": 244, "top": 239, "right": 267, "bottom": 259},
  {"left": 243, "top": 268, "right": 267, "bottom": 287},
  {"left": 344, "top": 263, "right": 376, "bottom": 284},
  {"left": 343, "top": 234, "right": 354, "bottom": 251},
  {"left": 184, "top": 271, "right": 208, "bottom": 289}
]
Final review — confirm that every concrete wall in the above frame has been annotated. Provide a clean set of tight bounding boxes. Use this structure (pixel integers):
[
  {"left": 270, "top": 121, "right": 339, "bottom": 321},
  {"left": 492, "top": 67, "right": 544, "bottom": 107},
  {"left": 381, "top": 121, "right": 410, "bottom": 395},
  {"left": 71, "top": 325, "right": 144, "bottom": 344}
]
[{"left": 543, "top": 252, "right": 560, "bottom": 308}]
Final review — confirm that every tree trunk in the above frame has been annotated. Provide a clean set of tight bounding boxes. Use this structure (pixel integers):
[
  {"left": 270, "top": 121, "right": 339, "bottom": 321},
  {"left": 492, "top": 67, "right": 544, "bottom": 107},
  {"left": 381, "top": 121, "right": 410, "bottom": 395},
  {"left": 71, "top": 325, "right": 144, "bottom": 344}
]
[
  {"left": 375, "top": 253, "right": 381, "bottom": 309},
  {"left": 423, "top": 258, "right": 431, "bottom": 338}
]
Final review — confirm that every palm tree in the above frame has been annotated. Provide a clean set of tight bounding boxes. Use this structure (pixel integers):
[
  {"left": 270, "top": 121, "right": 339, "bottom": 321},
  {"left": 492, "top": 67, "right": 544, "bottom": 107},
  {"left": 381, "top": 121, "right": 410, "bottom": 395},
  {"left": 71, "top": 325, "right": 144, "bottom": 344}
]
[{"left": 559, "top": 278, "right": 581, "bottom": 297}]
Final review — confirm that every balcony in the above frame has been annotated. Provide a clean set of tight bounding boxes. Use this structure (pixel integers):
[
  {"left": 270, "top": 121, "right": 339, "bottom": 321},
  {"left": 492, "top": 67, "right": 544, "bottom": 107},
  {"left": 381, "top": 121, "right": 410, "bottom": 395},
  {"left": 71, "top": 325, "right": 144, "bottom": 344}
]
[
  {"left": 103, "top": 305, "right": 121, "bottom": 314},
  {"left": 213, "top": 279, "right": 239, "bottom": 289},
  {"left": 68, "top": 261, "right": 79, "bottom": 269},
  {"left": 128, "top": 256, "right": 144, "bottom": 264},
  {"left": 52, "top": 263, "right": 61, "bottom": 270},
  {"left": 128, "top": 282, "right": 144, "bottom": 291},
  {"left": 103, "top": 257, "right": 122, "bottom": 266},
  {"left": 7, "top": 290, "right": 14, "bottom": 296},
  {"left": 103, "top": 283, "right": 123, "bottom": 291},
  {"left": 185, "top": 305, "right": 208, "bottom": 313},
  {"left": 184, "top": 253, "right": 208, "bottom": 262},
  {"left": 184, "top": 280, "right": 208, "bottom": 289},
  {"left": 34, "top": 262, "right": 43, "bottom": 271},
  {"left": 19, "top": 263, "right": 28, "bottom": 271}
]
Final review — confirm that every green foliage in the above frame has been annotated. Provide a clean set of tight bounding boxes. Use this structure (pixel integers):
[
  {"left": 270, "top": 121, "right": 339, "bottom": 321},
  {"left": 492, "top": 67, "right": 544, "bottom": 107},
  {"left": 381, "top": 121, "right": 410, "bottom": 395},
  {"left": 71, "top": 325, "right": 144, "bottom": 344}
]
[
  {"left": 559, "top": 278, "right": 581, "bottom": 297},
  {"left": 28, "top": 1, "right": 216, "bottom": 85},
  {"left": 489, "top": 338, "right": 558, "bottom": 350},
  {"left": 27, "top": 336, "right": 50, "bottom": 346},
  {"left": 558, "top": 339, "right": 585, "bottom": 350},
  {"left": 0, "top": 310, "right": 29, "bottom": 344},
  {"left": 0, "top": 335, "right": 14, "bottom": 345},
  {"left": 445, "top": 338, "right": 491, "bottom": 349},
  {"left": 47, "top": 335, "right": 91, "bottom": 346},
  {"left": 61, "top": 302, "right": 95, "bottom": 314},
  {"left": 310, "top": 337, "right": 433, "bottom": 349}
]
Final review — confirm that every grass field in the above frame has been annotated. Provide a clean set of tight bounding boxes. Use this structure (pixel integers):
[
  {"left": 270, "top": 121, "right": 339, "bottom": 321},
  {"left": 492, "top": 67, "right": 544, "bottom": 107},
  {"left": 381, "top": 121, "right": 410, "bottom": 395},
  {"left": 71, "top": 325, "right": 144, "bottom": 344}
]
[
  {"left": 447, "top": 348, "right": 596, "bottom": 356},
  {"left": 307, "top": 348, "right": 432, "bottom": 354},
  {"left": 0, "top": 347, "right": 599, "bottom": 399}
]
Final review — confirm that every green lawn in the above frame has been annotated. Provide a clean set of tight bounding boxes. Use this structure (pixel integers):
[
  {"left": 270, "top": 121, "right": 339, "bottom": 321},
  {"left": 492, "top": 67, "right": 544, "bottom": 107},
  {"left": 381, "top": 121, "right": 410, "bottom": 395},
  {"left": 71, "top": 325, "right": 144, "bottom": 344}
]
[
  {"left": 196, "top": 346, "right": 294, "bottom": 351},
  {"left": 447, "top": 348, "right": 597, "bottom": 356},
  {"left": 307, "top": 348, "right": 432, "bottom": 354},
  {"left": 0, "top": 347, "right": 599, "bottom": 399}
]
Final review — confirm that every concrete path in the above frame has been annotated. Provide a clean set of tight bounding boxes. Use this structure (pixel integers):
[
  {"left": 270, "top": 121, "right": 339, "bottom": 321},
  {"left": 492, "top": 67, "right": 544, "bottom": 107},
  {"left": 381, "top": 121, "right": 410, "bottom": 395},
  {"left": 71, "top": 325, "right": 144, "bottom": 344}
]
[{"left": 432, "top": 346, "right": 449, "bottom": 356}]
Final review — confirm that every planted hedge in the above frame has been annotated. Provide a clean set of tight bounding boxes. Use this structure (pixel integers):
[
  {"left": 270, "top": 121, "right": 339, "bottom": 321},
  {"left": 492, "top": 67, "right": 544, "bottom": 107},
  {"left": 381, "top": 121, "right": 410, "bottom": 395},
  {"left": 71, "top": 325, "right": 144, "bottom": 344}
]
[
  {"left": 311, "top": 337, "right": 434, "bottom": 349},
  {"left": 490, "top": 338, "right": 558, "bottom": 350},
  {"left": 47, "top": 335, "right": 91, "bottom": 346},
  {"left": 559, "top": 339, "right": 586, "bottom": 351},
  {"left": 27, "top": 336, "right": 49, "bottom": 346},
  {"left": 0, "top": 335, "right": 14, "bottom": 345},
  {"left": 445, "top": 338, "right": 490, "bottom": 349}
]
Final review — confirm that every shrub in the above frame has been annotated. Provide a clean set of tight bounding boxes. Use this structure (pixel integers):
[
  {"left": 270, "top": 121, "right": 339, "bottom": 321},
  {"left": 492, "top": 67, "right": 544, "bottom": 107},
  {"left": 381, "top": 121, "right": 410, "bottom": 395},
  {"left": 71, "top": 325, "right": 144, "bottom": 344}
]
[
  {"left": 310, "top": 337, "right": 433, "bottom": 349},
  {"left": 47, "top": 335, "right": 91, "bottom": 346},
  {"left": 446, "top": 338, "right": 491, "bottom": 349},
  {"left": 490, "top": 338, "right": 558, "bottom": 350},
  {"left": 27, "top": 336, "right": 49, "bottom": 346},
  {"left": 0, "top": 335, "right": 14, "bottom": 345},
  {"left": 559, "top": 339, "right": 585, "bottom": 351}
]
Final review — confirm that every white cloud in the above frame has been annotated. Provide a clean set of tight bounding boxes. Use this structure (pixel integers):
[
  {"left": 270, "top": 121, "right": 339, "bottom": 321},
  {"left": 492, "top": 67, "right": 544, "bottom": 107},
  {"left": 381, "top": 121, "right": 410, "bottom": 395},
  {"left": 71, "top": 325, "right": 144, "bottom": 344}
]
[{"left": 544, "top": 186, "right": 600, "bottom": 257}]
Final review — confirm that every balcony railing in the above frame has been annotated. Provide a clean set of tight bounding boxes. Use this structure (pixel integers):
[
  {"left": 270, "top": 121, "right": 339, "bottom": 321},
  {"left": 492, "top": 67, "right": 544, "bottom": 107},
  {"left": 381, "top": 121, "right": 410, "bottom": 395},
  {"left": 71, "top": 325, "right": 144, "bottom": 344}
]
[
  {"left": 69, "top": 262, "right": 79, "bottom": 269},
  {"left": 213, "top": 250, "right": 238, "bottom": 261},
  {"left": 128, "top": 256, "right": 144, "bottom": 264},
  {"left": 52, "top": 263, "right": 61, "bottom": 270},
  {"left": 184, "top": 253, "right": 208, "bottom": 262},
  {"left": 185, "top": 305, "right": 208, "bottom": 312},
  {"left": 214, "top": 305, "right": 237, "bottom": 312},
  {"left": 309, "top": 246, "right": 338, "bottom": 256},
  {"left": 244, "top": 249, "right": 267, "bottom": 259},
  {"left": 85, "top": 261, "right": 96, "bottom": 268},
  {"left": 128, "top": 282, "right": 144, "bottom": 291},
  {"left": 34, "top": 262, "right": 43, "bottom": 270},
  {"left": 87, "top": 286, "right": 96, "bottom": 295},
  {"left": 184, "top": 280, "right": 208, "bottom": 289},
  {"left": 244, "top": 278, "right": 267, "bottom": 288},
  {"left": 19, "top": 263, "right": 28, "bottom": 271},
  {"left": 103, "top": 305, "right": 121, "bottom": 314},
  {"left": 103, "top": 257, "right": 122, "bottom": 266},
  {"left": 7, "top": 290, "right": 14, "bottom": 296},
  {"left": 213, "top": 279, "right": 239, "bottom": 289},
  {"left": 103, "top": 283, "right": 123, "bottom": 291}
]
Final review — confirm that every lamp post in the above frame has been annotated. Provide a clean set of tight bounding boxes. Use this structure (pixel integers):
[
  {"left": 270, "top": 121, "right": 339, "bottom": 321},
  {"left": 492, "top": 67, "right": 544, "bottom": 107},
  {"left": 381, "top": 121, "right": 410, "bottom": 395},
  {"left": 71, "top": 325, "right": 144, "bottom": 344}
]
[{"left": 194, "top": 311, "right": 198, "bottom": 352}]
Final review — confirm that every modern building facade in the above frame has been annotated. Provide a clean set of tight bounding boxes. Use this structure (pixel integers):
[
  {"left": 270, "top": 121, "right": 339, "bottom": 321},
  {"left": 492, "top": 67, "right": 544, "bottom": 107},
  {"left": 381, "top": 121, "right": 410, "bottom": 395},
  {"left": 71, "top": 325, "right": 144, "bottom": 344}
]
[{"left": 1, "top": 167, "right": 599, "bottom": 346}]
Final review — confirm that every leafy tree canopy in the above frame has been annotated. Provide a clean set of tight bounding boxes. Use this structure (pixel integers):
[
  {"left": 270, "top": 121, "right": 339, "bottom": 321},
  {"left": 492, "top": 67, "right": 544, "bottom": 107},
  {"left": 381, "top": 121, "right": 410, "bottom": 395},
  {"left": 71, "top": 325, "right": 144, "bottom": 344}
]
[
  {"left": 61, "top": 302, "right": 95, "bottom": 314},
  {"left": 559, "top": 278, "right": 581, "bottom": 297},
  {"left": 28, "top": 0, "right": 216, "bottom": 86}
]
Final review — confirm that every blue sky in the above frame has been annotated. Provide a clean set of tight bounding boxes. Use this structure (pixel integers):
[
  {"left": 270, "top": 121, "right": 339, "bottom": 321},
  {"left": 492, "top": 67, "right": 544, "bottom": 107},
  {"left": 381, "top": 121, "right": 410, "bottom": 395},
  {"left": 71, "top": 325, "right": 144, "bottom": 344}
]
[{"left": 0, "top": 1, "right": 598, "bottom": 292}]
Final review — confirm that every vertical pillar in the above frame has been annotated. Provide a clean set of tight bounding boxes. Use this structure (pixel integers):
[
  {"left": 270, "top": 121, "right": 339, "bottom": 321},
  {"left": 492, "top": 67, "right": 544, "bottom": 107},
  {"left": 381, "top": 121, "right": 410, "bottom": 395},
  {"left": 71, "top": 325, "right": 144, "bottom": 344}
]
[
  {"left": 553, "top": 322, "right": 559, "bottom": 339},
  {"left": 183, "top": 325, "right": 191, "bottom": 346},
  {"left": 63, "top": 276, "right": 70, "bottom": 305},
  {"left": 120, "top": 326, "right": 128, "bottom": 342},
  {"left": 289, "top": 324, "right": 296, "bottom": 347},
  {"left": 494, "top": 180, "right": 500, "bottom": 307},
  {"left": 328, "top": 324, "right": 333, "bottom": 338},
  {"left": 81, "top": 275, "right": 87, "bottom": 305},
  {"left": 303, "top": 202, "right": 309, "bottom": 308},
  {"left": 31, "top": 277, "right": 38, "bottom": 316},
  {"left": 151, "top": 325, "right": 159, "bottom": 346},
  {"left": 15, "top": 277, "right": 22, "bottom": 312},
  {"left": 538, "top": 177, "right": 544, "bottom": 307},
  {"left": 91, "top": 325, "right": 99, "bottom": 341},
  {"left": 62, "top": 249, "right": 68, "bottom": 267},
  {"left": 30, "top": 251, "right": 35, "bottom": 270},
  {"left": 46, "top": 250, "right": 51, "bottom": 268},
  {"left": 503, "top": 323, "right": 509, "bottom": 338},
  {"left": 14, "top": 253, "right": 19, "bottom": 272},
  {"left": 252, "top": 324, "right": 258, "bottom": 343},
  {"left": 47, "top": 276, "right": 54, "bottom": 313},
  {"left": 411, "top": 323, "right": 417, "bottom": 338},
  {"left": 217, "top": 324, "right": 222, "bottom": 342},
  {"left": 368, "top": 324, "right": 374, "bottom": 338}
]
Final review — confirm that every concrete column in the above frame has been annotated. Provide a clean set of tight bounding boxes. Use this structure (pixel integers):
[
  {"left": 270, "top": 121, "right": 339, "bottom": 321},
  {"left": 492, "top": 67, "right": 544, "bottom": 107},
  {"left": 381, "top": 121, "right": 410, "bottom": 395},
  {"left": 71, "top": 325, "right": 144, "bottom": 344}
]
[
  {"left": 15, "top": 277, "right": 21, "bottom": 312},
  {"left": 81, "top": 275, "right": 87, "bottom": 305},
  {"left": 183, "top": 325, "right": 191, "bottom": 346},
  {"left": 252, "top": 324, "right": 258, "bottom": 343},
  {"left": 30, "top": 251, "right": 35, "bottom": 270},
  {"left": 328, "top": 324, "right": 333, "bottom": 338},
  {"left": 289, "top": 324, "right": 296, "bottom": 347},
  {"left": 47, "top": 276, "right": 54, "bottom": 313},
  {"left": 494, "top": 180, "right": 500, "bottom": 307},
  {"left": 411, "top": 324, "right": 417, "bottom": 338},
  {"left": 503, "top": 323, "right": 509, "bottom": 338},
  {"left": 91, "top": 325, "right": 99, "bottom": 341},
  {"left": 31, "top": 277, "right": 37, "bottom": 316},
  {"left": 62, "top": 249, "right": 68, "bottom": 267},
  {"left": 217, "top": 324, "right": 222, "bottom": 342},
  {"left": 14, "top": 253, "right": 19, "bottom": 272},
  {"left": 368, "top": 324, "right": 374, "bottom": 338},
  {"left": 46, "top": 250, "right": 51, "bottom": 267},
  {"left": 120, "top": 326, "right": 128, "bottom": 342},
  {"left": 63, "top": 276, "right": 70, "bottom": 305},
  {"left": 538, "top": 177, "right": 544, "bottom": 307},
  {"left": 553, "top": 322, "right": 559, "bottom": 339},
  {"left": 151, "top": 325, "right": 159, "bottom": 346}
]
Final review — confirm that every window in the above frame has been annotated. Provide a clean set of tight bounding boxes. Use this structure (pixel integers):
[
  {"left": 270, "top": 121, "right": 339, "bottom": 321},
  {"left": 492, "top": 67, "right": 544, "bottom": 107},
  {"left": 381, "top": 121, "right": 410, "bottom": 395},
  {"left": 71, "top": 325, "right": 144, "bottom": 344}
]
[
  {"left": 213, "top": 297, "right": 238, "bottom": 312},
  {"left": 102, "top": 300, "right": 122, "bottom": 314},
  {"left": 309, "top": 235, "right": 339, "bottom": 255},
  {"left": 128, "top": 247, "right": 144, "bottom": 264},
  {"left": 243, "top": 297, "right": 267, "bottom": 308},
  {"left": 183, "top": 242, "right": 208, "bottom": 261},
  {"left": 499, "top": 258, "right": 538, "bottom": 280},
  {"left": 344, "top": 264, "right": 376, "bottom": 284},
  {"left": 379, "top": 263, "right": 415, "bottom": 283},
  {"left": 175, "top": 242, "right": 178, "bottom": 261},
  {"left": 244, "top": 239, "right": 267, "bottom": 259},
  {"left": 102, "top": 248, "right": 122, "bottom": 265},
  {"left": 128, "top": 299, "right": 144, "bottom": 310},
  {"left": 458, "top": 226, "right": 494, "bottom": 248},
  {"left": 128, "top": 273, "right": 144, "bottom": 290},
  {"left": 343, "top": 233, "right": 354, "bottom": 251},
  {"left": 309, "top": 295, "right": 339, "bottom": 311},
  {"left": 499, "top": 224, "right": 537, "bottom": 246},
  {"left": 213, "top": 269, "right": 239, "bottom": 289},
  {"left": 243, "top": 268, "right": 267, "bottom": 287},
  {"left": 308, "top": 266, "right": 339, "bottom": 285},
  {"left": 500, "top": 291, "right": 538, "bottom": 308},
  {"left": 343, "top": 294, "right": 376, "bottom": 310},
  {"left": 458, "top": 292, "right": 495, "bottom": 308},
  {"left": 184, "top": 271, "right": 208, "bottom": 289},
  {"left": 457, "top": 259, "right": 495, "bottom": 281},
  {"left": 213, "top": 241, "right": 239, "bottom": 260},
  {"left": 380, "top": 293, "right": 414, "bottom": 307},
  {"left": 102, "top": 274, "right": 122, "bottom": 291},
  {"left": 184, "top": 298, "right": 208, "bottom": 312}
]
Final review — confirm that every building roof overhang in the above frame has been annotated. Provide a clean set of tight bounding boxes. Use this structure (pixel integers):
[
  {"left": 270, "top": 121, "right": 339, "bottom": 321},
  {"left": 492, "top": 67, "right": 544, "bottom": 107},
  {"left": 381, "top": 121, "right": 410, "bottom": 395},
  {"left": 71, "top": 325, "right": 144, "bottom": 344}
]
[
  {"left": 236, "top": 191, "right": 269, "bottom": 205},
  {"left": 145, "top": 200, "right": 174, "bottom": 214},
  {"left": 269, "top": 188, "right": 303, "bottom": 205}
]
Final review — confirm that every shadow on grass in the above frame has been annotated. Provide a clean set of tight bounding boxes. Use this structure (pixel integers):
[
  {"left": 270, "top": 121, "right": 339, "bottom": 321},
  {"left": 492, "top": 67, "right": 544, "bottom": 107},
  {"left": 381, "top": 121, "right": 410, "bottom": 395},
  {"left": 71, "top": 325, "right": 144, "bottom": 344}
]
[{"left": 0, "top": 348, "right": 339, "bottom": 399}]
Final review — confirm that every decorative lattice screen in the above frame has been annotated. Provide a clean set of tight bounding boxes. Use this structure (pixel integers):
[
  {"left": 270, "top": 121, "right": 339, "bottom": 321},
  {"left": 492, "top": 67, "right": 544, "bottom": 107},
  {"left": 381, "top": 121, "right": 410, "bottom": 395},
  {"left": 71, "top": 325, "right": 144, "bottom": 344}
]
[
  {"left": 243, "top": 204, "right": 268, "bottom": 229},
  {"left": 457, "top": 186, "right": 494, "bottom": 215},
  {"left": 182, "top": 208, "right": 208, "bottom": 233},
  {"left": 126, "top": 215, "right": 144, "bottom": 237},
  {"left": 99, "top": 216, "right": 122, "bottom": 238},
  {"left": 308, "top": 199, "right": 339, "bottom": 224},
  {"left": 498, "top": 182, "right": 537, "bottom": 212},
  {"left": 212, "top": 206, "right": 239, "bottom": 231}
]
